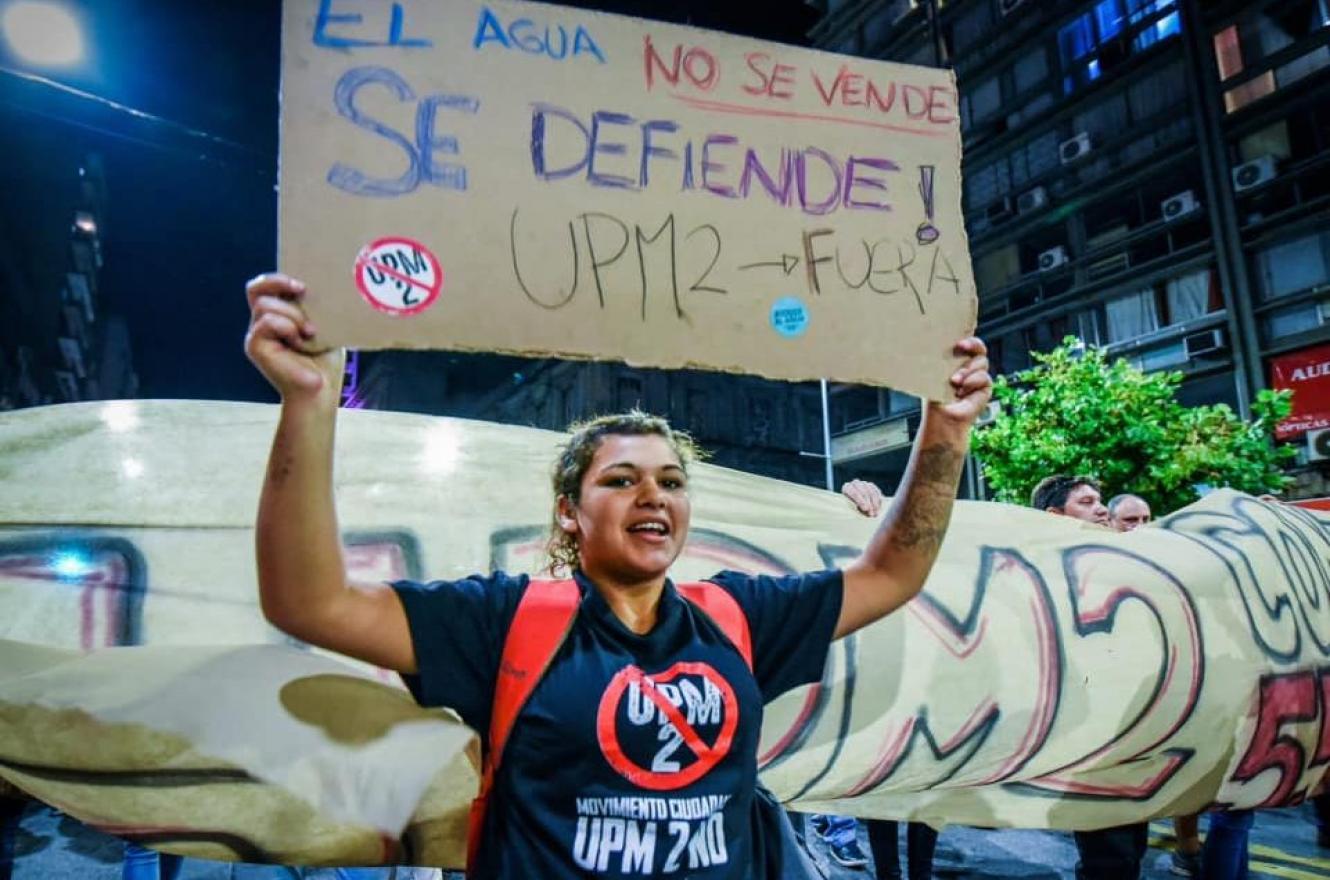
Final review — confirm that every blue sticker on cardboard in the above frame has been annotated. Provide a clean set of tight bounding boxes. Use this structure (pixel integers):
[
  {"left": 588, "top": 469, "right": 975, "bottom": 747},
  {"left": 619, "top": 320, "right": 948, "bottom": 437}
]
[{"left": 770, "top": 297, "right": 809, "bottom": 339}]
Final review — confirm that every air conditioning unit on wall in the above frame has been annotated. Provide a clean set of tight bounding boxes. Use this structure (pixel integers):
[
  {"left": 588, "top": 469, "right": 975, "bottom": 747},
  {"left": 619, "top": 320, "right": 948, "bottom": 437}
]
[
  {"left": 1038, "top": 245, "right": 1069, "bottom": 271},
  {"left": 1183, "top": 328, "right": 1227, "bottom": 358},
  {"left": 977, "top": 400, "right": 1003, "bottom": 426},
  {"left": 1017, "top": 186, "right": 1048, "bottom": 214},
  {"left": 1161, "top": 190, "right": 1200, "bottom": 222},
  {"left": 1060, "top": 132, "right": 1092, "bottom": 164},
  {"left": 1232, "top": 155, "right": 1278, "bottom": 193},
  {"left": 1308, "top": 428, "right": 1330, "bottom": 463}
]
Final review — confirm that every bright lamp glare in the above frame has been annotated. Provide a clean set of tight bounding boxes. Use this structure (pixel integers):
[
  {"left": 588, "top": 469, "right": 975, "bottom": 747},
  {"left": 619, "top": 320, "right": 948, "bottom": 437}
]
[{"left": 2, "top": 1, "right": 84, "bottom": 67}]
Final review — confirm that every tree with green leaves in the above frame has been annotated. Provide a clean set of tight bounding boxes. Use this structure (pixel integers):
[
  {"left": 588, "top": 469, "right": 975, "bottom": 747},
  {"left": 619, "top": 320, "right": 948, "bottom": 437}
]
[{"left": 972, "top": 338, "right": 1294, "bottom": 514}]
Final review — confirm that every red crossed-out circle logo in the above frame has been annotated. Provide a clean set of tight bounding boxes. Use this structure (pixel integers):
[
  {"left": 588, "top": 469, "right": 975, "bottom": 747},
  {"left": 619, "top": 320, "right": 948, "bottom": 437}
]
[
  {"left": 596, "top": 661, "right": 739, "bottom": 791},
  {"left": 353, "top": 236, "right": 443, "bottom": 317}
]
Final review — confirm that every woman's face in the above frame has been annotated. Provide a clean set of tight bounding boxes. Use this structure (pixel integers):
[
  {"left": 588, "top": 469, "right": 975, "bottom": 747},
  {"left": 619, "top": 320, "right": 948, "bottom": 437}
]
[{"left": 558, "top": 433, "right": 691, "bottom": 586}]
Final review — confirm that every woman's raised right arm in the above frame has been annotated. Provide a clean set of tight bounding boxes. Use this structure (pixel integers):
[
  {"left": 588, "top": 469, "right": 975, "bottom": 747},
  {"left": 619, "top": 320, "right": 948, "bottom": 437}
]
[{"left": 245, "top": 273, "right": 418, "bottom": 673}]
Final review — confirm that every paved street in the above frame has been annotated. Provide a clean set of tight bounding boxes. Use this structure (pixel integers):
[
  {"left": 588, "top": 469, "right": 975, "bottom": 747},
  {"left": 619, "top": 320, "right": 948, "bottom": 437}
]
[
  {"left": 798, "top": 807, "right": 1330, "bottom": 880},
  {"left": 4, "top": 802, "right": 1329, "bottom": 878}
]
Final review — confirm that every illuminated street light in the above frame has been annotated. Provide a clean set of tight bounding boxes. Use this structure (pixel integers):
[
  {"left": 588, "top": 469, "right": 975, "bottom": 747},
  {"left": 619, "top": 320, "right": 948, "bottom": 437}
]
[{"left": 2, "top": 0, "right": 84, "bottom": 67}]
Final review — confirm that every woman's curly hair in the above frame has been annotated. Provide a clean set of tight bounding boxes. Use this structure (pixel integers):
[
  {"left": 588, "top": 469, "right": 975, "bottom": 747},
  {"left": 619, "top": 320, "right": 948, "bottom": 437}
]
[{"left": 546, "top": 410, "right": 702, "bottom": 575}]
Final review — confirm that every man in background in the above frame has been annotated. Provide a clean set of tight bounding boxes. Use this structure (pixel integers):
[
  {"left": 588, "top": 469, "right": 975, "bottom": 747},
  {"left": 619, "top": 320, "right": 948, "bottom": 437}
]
[
  {"left": 1032, "top": 475, "right": 1148, "bottom": 880},
  {"left": 1107, "top": 494, "right": 1151, "bottom": 531}
]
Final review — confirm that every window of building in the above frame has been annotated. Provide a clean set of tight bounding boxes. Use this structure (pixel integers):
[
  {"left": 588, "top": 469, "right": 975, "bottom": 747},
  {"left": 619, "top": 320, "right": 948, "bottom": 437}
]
[
  {"left": 904, "top": 42, "right": 937, "bottom": 67},
  {"left": 1129, "top": 2, "right": 1181, "bottom": 51},
  {"left": 1264, "top": 299, "right": 1330, "bottom": 340},
  {"left": 1137, "top": 339, "right": 1188, "bottom": 370},
  {"left": 1085, "top": 195, "right": 1139, "bottom": 248},
  {"left": 863, "top": 7, "right": 893, "bottom": 50},
  {"left": 833, "top": 29, "right": 861, "bottom": 55},
  {"left": 1106, "top": 288, "right": 1161, "bottom": 341},
  {"left": 951, "top": 3, "right": 993, "bottom": 54},
  {"left": 1072, "top": 92, "right": 1128, "bottom": 149},
  {"left": 1013, "top": 46, "right": 1050, "bottom": 94},
  {"left": 1103, "top": 268, "right": 1221, "bottom": 344},
  {"left": 975, "top": 243, "right": 1021, "bottom": 291},
  {"left": 1077, "top": 309, "right": 1105, "bottom": 347},
  {"left": 837, "top": 386, "right": 883, "bottom": 432},
  {"left": 995, "top": 329, "right": 1031, "bottom": 374},
  {"left": 1127, "top": 60, "right": 1187, "bottom": 120},
  {"left": 1060, "top": 0, "right": 1181, "bottom": 95},
  {"left": 1214, "top": 1, "right": 1330, "bottom": 113},
  {"left": 969, "top": 76, "right": 1003, "bottom": 124},
  {"left": 968, "top": 159, "right": 1011, "bottom": 209},
  {"left": 1254, "top": 232, "right": 1330, "bottom": 300},
  {"left": 1177, "top": 372, "right": 1239, "bottom": 410},
  {"left": 1026, "top": 130, "right": 1061, "bottom": 177},
  {"left": 1238, "top": 120, "right": 1293, "bottom": 164},
  {"left": 1164, "top": 268, "right": 1220, "bottom": 324},
  {"left": 886, "top": 389, "right": 916, "bottom": 414}
]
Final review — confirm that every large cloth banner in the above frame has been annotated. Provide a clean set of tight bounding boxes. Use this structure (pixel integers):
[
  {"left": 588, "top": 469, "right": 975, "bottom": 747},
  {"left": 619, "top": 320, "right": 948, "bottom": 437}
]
[
  {"left": 1, "top": 400, "right": 1329, "bottom": 869},
  {"left": 278, "top": 0, "right": 977, "bottom": 399}
]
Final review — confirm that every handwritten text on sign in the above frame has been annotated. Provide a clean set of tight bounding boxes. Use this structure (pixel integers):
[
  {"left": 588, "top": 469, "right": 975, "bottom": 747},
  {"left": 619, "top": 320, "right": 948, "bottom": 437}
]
[{"left": 279, "top": 0, "right": 977, "bottom": 397}]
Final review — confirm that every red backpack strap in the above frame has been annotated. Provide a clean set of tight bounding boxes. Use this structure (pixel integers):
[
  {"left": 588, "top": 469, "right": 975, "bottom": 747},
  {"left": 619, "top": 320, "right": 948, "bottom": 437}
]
[
  {"left": 678, "top": 581, "right": 753, "bottom": 671},
  {"left": 467, "top": 578, "right": 579, "bottom": 869}
]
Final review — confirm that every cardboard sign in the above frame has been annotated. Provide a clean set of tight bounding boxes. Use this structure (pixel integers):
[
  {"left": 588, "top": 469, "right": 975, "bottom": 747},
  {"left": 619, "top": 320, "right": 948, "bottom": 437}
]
[
  {"left": 278, "top": 0, "right": 977, "bottom": 399},
  {"left": 1270, "top": 342, "right": 1330, "bottom": 439},
  {"left": 3, "top": 401, "right": 1330, "bottom": 868}
]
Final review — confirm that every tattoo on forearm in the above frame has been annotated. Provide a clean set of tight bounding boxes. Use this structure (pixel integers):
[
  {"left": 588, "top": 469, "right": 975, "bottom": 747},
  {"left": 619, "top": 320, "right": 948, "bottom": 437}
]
[
  {"left": 914, "top": 443, "right": 965, "bottom": 486},
  {"left": 889, "top": 443, "right": 964, "bottom": 553},
  {"left": 889, "top": 492, "right": 952, "bottom": 553},
  {"left": 267, "top": 438, "right": 294, "bottom": 488}
]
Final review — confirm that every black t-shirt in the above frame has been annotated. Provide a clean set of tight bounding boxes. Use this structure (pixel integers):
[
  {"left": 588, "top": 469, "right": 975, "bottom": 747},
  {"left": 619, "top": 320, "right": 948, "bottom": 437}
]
[{"left": 392, "top": 568, "right": 842, "bottom": 879}]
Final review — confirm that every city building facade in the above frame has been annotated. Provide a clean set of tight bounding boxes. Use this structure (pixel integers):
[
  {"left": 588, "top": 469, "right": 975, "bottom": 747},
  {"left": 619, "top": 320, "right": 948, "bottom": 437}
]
[
  {"left": 354, "top": 0, "right": 1329, "bottom": 500},
  {"left": 808, "top": 0, "right": 1330, "bottom": 498},
  {"left": 0, "top": 130, "right": 136, "bottom": 411}
]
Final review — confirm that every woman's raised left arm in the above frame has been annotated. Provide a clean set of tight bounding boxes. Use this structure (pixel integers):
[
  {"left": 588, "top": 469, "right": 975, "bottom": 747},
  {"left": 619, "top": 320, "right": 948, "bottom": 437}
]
[{"left": 835, "top": 337, "right": 992, "bottom": 639}]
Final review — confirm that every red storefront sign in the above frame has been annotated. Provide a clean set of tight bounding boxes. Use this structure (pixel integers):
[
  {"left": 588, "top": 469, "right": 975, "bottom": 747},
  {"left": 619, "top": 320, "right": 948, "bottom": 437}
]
[{"left": 1270, "top": 343, "right": 1330, "bottom": 440}]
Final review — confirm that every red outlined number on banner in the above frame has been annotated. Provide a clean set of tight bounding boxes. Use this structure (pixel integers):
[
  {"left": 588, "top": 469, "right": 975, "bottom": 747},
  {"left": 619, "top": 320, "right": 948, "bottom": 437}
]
[
  {"left": 1230, "top": 667, "right": 1330, "bottom": 806},
  {"left": 353, "top": 237, "right": 443, "bottom": 316}
]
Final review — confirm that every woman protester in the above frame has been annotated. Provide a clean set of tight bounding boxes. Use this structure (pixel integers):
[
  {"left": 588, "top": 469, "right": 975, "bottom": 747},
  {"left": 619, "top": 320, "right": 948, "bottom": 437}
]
[{"left": 243, "top": 272, "right": 991, "bottom": 879}]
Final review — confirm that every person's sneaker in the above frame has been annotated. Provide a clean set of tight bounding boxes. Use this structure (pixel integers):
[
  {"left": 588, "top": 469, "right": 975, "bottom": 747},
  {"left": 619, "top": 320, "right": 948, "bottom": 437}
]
[
  {"left": 1170, "top": 849, "right": 1201, "bottom": 877},
  {"left": 828, "top": 837, "right": 869, "bottom": 869},
  {"left": 809, "top": 814, "right": 831, "bottom": 839}
]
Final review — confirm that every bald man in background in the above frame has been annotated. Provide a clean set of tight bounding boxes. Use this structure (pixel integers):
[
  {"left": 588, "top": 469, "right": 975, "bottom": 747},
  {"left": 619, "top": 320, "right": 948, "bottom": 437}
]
[{"left": 1107, "top": 494, "right": 1151, "bottom": 532}]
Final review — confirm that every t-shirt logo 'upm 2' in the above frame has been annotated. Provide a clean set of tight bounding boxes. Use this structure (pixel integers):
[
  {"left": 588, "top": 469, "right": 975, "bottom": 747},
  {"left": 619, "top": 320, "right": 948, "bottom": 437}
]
[{"left": 596, "top": 662, "right": 739, "bottom": 790}]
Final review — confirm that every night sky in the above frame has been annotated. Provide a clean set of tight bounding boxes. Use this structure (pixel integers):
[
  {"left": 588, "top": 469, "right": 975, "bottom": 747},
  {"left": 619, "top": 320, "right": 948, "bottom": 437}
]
[{"left": 3, "top": 0, "right": 817, "bottom": 404}]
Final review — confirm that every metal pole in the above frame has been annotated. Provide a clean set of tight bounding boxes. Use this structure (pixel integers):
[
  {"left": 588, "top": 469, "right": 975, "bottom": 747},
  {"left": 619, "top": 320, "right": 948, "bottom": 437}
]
[
  {"left": 820, "top": 379, "right": 834, "bottom": 491},
  {"left": 926, "top": 0, "right": 945, "bottom": 68}
]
